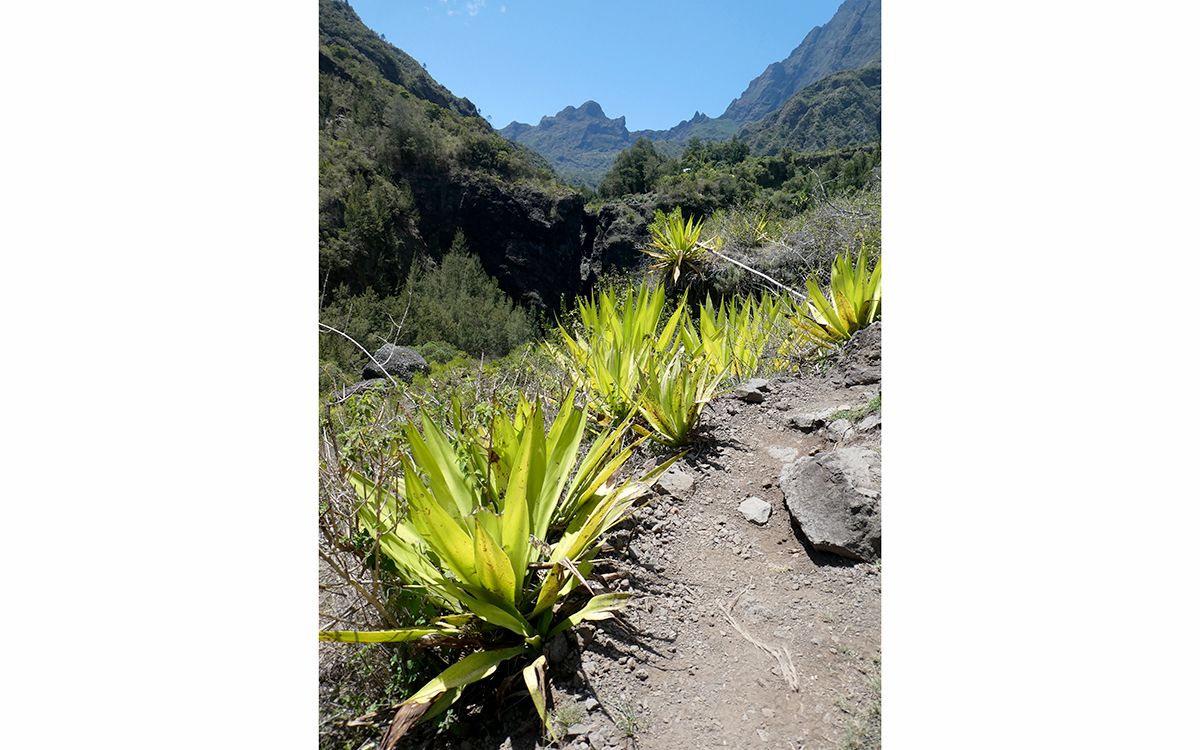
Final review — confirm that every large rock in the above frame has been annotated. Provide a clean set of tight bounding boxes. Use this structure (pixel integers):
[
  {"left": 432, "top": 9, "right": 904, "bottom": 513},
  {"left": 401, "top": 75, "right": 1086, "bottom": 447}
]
[
  {"left": 780, "top": 447, "right": 881, "bottom": 561},
  {"left": 361, "top": 344, "right": 429, "bottom": 382},
  {"left": 833, "top": 321, "right": 881, "bottom": 386}
]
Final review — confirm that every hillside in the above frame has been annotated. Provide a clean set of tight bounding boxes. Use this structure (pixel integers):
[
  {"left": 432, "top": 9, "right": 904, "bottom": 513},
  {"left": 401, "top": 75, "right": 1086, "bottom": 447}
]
[
  {"left": 720, "top": 0, "right": 881, "bottom": 124},
  {"left": 497, "top": 101, "right": 638, "bottom": 188},
  {"left": 498, "top": 0, "right": 880, "bottom": 187},
  {"left": 319, "top": 0, "right": 587, "bottom": 312},
  {"left": 739, "top": 63, "right": 881, "bottom": 155}
]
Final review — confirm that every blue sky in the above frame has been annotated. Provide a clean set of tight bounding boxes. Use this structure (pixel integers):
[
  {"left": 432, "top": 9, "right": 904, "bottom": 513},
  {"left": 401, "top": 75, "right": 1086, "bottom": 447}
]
[{"left": 346, "top": 0, "right": 846, "bottom": 131}]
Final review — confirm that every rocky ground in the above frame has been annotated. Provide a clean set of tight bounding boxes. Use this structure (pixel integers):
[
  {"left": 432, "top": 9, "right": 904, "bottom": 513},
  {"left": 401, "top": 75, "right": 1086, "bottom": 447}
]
[{"left": 321, "top": 325, "right": 883, "bottom": 750}]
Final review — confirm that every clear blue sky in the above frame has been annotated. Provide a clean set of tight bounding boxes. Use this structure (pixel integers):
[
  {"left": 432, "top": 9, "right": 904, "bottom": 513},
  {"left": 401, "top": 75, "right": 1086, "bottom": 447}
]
[{"left": 346, "top": 0, "right": 846, "bottom": 131}]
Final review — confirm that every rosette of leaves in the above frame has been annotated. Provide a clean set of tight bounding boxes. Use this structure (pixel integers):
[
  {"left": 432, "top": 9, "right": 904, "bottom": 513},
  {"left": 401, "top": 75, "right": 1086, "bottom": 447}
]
[
  {"left": 679, "top": 292, "right": 787, "bottom": 383},
  {"left": 548, "top": 283, "right": 687, "bottom": 423},
  {"left": 792, "top": 243, "right": 881, "bottom": 348},
  {"left": 320, "top": 397, "right": 675, "bottom": 748},
  {"left": 635, "top": 349, "right": 726, "bottom": 447},
  {"left": 642, "top": 207, "right": 708, "bottom": 286}
]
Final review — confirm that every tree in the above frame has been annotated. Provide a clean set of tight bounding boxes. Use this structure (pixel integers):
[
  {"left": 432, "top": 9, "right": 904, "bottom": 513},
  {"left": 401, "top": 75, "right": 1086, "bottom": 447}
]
[{"left": 598, "top": 138, "right": 666, "bottom": 198}]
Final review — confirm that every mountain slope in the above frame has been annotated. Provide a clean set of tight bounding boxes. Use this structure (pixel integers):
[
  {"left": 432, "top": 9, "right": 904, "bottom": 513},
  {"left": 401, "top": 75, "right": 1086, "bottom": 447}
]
[
  {"left": 319, "top": 0, "right": 591, "bottom": 310},
  {"left": 498, "top": 101, "right": 635, "bottom": 187},
  {"left": 721, "top": 0, "right": 880, "bottom": 124},
  {"left": 499, "top": 0, "right": 880, "bottom": 187},
  {"left": 739, "top": 63, "right": 881, "bottom": 155}
]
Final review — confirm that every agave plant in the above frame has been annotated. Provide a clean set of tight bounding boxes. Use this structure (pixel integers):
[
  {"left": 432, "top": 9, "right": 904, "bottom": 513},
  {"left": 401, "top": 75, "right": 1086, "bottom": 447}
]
[
  {"left": 635, "top": 349, "right": 726, "bottom": 447},
  {"left": 679, "top": 292, "right": 788, "bottom": 383},
  {"left": 642, "top": 207, "right": 708, "bottom": 286},
  {"left": 548, "top": 283, "right": 686, "bottom": 423},
  {"left": 792, "top": 243, "right": 881, "bottom": 348},
  {"left": 321, "top": 398, "right": 675, "bottom": 748}
]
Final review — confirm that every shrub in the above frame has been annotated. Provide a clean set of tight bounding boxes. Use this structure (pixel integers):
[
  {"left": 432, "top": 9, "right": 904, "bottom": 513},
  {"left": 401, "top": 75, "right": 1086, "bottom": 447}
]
[
  {"left": 320, "top": 398, "right": 676, "bottom": 746},
  {"left": 791, "top": 241, "right": 881, "bottom": 349},
  {"left": 635, "top": 350, "right": 725, "bottom": 447},
  {"left": 400, "top": 235, "right": 534, "bottom": 357}
]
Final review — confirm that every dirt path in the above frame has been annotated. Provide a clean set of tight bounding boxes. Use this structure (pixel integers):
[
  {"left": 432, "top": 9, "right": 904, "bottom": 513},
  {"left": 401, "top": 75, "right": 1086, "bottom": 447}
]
[{"left": 535, "top": 372, "right": 882, "bottom": 750}]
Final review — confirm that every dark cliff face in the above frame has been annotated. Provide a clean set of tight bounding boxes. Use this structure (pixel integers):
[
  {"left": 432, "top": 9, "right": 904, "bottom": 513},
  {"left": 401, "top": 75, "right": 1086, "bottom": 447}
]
[{"left": 452, "top": 176, "right": 589, "bottom": 310}]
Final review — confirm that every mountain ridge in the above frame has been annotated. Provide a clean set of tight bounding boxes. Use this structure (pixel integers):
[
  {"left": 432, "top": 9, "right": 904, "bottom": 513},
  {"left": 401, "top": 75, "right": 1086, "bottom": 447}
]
[{"left": 498, "top": 0, "right": 880, "bottom": 187}]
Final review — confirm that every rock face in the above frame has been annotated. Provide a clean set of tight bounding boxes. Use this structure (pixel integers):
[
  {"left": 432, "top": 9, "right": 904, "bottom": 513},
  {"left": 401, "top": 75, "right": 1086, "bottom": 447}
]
[
  {"left": 721, "top": 0, "right": 881, "bottom": 124},
  {"left": 780, "top": 447, "right": 881, "bottom": 562},
  {"left": 362, "top": 344, "right": 429, "bottom": 381},
  {"left": 833, "top": 322, "right": 881, "bottom": 386}
]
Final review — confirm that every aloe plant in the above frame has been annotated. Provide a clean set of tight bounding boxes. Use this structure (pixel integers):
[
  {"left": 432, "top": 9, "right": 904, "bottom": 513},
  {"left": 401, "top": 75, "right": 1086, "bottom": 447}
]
[
  {"left": 635, "top": 349, "right": 726, "bottom": 447},
  {"left": 548, "top": 283, "right": 686, "bottom": 423},
  {"left": 320, "top": 398, "right": 675, "bottom": 748},
  {"left": 679, "top": 292, "right": 787, "bottom": 383},
  {"left": 792, "top": 243, "right": 881, "bottom": 348},
  {"left": 642, "top": 207, "right": 708, "bottom": 286}
]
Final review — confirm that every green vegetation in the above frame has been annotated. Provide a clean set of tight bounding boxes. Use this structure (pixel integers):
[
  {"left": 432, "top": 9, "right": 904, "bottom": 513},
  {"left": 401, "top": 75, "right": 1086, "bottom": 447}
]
[
  {"left": 598, "top": 137, "right": 670, "bottom": 198},
  {"left": 549, "top": 283, "right": 686, "bottom": 425},
  {"left": 741, "top": 64, "right": 881, "bottom": 156},
  {"left": 322, "top": 398, "right": 676, "bottom": 743},
  {"left": 320, "top": 0, "right": 572, "bottom": 391},
  {"left": 830, "top": 394, "right": 882, "bottom": 424},
  {"left": 319, "top": 232, "right": 535, "bottom": 386},
  {"left": 635, "top": 349, "right": 725, "bottom": 447},
  {"left": 643, "top": 207, "right": 708, "bottom": 286},
  {"left": 679, "top": 294, "right": 789, "bottom": 382},
  {"left": 792, "top": 242, "right": 882, "bottom": 349}
]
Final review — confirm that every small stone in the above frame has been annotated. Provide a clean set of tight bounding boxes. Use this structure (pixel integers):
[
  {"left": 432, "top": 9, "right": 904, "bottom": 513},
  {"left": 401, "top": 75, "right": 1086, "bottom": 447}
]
[
  {"left": 583, "top": 697, "right": 599, "bottom": 711},
  {"left": 738, "top": 496, "right": 772, "bottom": 525},
  {"left": 858, "top": 412, "right": 881, "bottom": 432},
  {"left": 654, "top": 465, "right": 695, "bottom": 498},
  {"left": 733, "top": 378, "right": 770, "bottom": 403},
  {"left": 635, "top": 669, "right": 649, "bottom": 681},
  {"left": 825, "top": 418, "right": 852, "bottom": 439}
]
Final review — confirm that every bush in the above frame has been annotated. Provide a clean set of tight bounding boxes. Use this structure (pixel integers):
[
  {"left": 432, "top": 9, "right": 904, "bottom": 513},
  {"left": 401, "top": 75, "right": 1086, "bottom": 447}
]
[
  {"left": 319, "top": 232, "right": 535, "bottom": 387},
  {"left": 400, "top": 234, "right": 534, "bottom": 357}
]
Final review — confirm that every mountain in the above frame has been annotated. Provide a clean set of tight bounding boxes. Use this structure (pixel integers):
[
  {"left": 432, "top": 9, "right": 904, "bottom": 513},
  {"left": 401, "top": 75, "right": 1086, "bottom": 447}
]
[
  {"left": 499, "top": 0, "right": 880, "bottom": 187},
  {"left": 319, "top": 0, "right": 596, "bottom": 310},
  {"left": 739, "top": 63, "right": 881, "bottom": 155},
  {"left": 720, "top": 0, "right": 880, "bottom": 124},
  {"left": 498, "top": 101, "right": 636, "bottom": 187}
]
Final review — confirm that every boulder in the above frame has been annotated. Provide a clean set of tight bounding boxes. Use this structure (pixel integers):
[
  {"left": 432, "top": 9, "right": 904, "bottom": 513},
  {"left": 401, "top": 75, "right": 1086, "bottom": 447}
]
[
  {"left": 362, "top": 344, "right": 430, "bottom": 382},
  {"left": 857, "top": 412, "right": 881, "bottom": 432},
  {"left": 825, "top": 418, "right": 852, "bottom": 440},
  {"left": 780, "top": 447, "right": 881, "bottom": 562}
]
